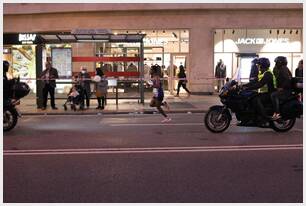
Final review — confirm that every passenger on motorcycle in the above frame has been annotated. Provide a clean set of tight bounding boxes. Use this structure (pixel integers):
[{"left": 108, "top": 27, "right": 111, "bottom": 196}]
[
  {"left": 271, "top": 56, "right": 292, "bottom": 120},
  {"left": 242, "top": 57, "right": 276, "bottom": 120}
]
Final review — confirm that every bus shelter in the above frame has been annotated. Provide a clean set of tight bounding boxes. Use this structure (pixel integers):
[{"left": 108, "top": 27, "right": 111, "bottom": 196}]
[{"left": 4, "top": 30, "right": 146, "bottom": 108}]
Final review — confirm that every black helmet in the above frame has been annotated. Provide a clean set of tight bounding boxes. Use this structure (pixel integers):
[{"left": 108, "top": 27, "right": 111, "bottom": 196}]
[
  {"left": 257, "top": 57, "right": 270, "bottom": 69},
  {"left": 3, "top": 60, "right": 10, "bottom": 73},
  {"left": 274, "top": 56, "right": 288, "bottom": 66}
]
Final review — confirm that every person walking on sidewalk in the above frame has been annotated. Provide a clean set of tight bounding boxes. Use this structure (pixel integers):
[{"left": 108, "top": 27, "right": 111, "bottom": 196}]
[
  {"left": 40, "top": 61, "right": 59, "bottom": 110},
  {"left": 94, "top": 68, "right": 108, "bottom": 110},
  {"left": 175, "top": 65, "right": 191, "bottom": 97},
  {"left": 149, "top": 64, "right": 171, "bottom": 123}
]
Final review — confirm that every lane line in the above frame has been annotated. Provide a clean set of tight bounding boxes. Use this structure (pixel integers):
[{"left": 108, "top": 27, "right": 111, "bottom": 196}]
[
  {"left": 110, "top": 123, "right": 204, "bottom": 126},
  {"left": 3, "top": 147, "right": 302, "bottom": 156},
  {"left": 4, "top": 144, "right": 303, "bottom": 156},
  {"left": 4, "top": 144, "right": 303, "bottom": 153}
]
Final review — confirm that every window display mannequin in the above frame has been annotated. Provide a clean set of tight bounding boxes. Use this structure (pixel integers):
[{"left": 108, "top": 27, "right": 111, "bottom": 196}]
[{"left": 215, "top": 59, "right": 226, "bottom": 92}]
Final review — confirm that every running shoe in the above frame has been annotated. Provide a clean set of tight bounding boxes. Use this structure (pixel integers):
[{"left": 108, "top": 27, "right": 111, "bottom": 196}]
[{"left": 161, "top": 117, "right": 172, "bottom": 123}]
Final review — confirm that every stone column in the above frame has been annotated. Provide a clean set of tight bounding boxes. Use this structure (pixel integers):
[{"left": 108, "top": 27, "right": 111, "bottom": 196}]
[{"left": 189, "top": 26, "right": 214, "bottom": 94}]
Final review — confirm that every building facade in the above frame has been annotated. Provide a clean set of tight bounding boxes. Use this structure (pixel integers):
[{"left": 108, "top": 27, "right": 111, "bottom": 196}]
[{"left": 3, "top": 3, "right": 303, "bottom": 94}]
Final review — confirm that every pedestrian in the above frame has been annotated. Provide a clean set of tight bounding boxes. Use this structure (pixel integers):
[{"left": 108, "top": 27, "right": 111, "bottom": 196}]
[
  {"left": 95, "top": 68, "right": 108, "bottom": 110},
  {"left": 215, "top": 59, "right": 226, "bottom": 92},
  {"left": 295, "top": 59, "right": 303, "bottom": 98},
  {"left": 175, "top": 65, "right": 191, "bottom": 97},
  {"left": 40, "top": 61, "right": 59, "bottom": 110},
  {"left": 78, "top": 66, "right": 91, "bottom": 109},
  {"left": 149, "top": 64, "right": 171, "bottom": 123}
]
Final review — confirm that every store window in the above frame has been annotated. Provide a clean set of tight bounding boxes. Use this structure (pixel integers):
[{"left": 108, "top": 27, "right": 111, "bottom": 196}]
[
  {"left": 110, "top": 29, "right": 189, "bottom": 67},
  {"left": 3, "top": 45, "right": 36, "bottom": 93},
  {"left": 214, "top": 28, "right": 303, "bottom": 84}
]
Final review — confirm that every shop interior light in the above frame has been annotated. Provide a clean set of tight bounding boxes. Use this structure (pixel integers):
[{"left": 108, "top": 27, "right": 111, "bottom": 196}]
[
  {"left": 183, "top": 30, "right": 186, "bottom": 33},
  {"left": 172, "top": 32, "right": 178, "bottom": 38},
  {"left": 290, "top": 30, "right": 293, "bottom": 34},
  {"left": 232, "top": 30, "right": 235, "bottom": 34},
  {"left": 153, "top": 30, "right": 155, "bottom": 33},
  {"left": 269, "top": 30, "right": 272, "bottom": 34},
  {"left": 296, "top": 30, "right": 299, "bottom": 34},
  {"left": 283, "top": 30, "right": 286, "bottom": 34},
  {"left": 126, "top": 31, "right": 129, "bottom": 33},
  {"left": 163, "top": 30, "right": 165, "bottom": 33},
  {"left": 114, "top": 32, "right": 118, "bottom": 35},
  {"left": 277, "top": 30, "right": 279, "bottom": 34}
]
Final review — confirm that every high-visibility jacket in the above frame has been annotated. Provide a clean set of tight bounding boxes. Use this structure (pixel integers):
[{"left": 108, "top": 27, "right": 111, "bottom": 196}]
[{"left": 258, "top": 68, "right": 277, "bottom": 93}]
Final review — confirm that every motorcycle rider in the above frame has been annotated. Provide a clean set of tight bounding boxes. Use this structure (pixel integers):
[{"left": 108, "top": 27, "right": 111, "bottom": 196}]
[
  {"left": 270, "top": 56, "right": 292, "bottom": 120},
  {"left": 3, "top": 61, "right": 15, "bottom": 100},
  {"left": 242, "top": 57, "right": 276, "bottom": 121}
]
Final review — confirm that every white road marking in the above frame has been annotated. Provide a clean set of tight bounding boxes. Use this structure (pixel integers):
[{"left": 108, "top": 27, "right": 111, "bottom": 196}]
[
  {"left": 4, "top": 144, "right": 303, "bottom": 156},
  {"left": 109, "top": 123, "right": 204, "bottom": 126}
]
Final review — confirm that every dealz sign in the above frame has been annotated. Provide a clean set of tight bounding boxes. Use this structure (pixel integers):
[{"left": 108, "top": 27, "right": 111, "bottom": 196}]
[
  {"left": 235, "top": 38, "right": 289, "bottom": 45},
  {"left": 18, "top": 34, "right": 36, "bottom": 44}
]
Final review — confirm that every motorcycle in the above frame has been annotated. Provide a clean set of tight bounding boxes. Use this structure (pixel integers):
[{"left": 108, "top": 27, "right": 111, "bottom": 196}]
[
  {"left": 3, "top": 78, "right": 30, "bottom": 132},
  {"left": 204, "top": 80, "right": 303, "bottom": 133}
]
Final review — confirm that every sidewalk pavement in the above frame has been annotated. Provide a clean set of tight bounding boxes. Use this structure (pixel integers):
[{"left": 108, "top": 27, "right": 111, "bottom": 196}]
[{"left": 18, "top": 92, "right": 221, "bottom": 115}]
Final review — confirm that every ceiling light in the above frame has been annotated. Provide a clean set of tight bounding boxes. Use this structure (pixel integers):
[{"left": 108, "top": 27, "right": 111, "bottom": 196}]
[
  {"left": 172, "top": 32, "right": 178, "bottom": 38},
  {"left": 290, "top": 30, "right": 292, "bottom": 34}
]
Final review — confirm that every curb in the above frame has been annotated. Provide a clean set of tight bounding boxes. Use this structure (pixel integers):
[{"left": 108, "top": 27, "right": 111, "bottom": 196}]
[{"left": 21, "top": 109, "right": 207, "bottom": 116}]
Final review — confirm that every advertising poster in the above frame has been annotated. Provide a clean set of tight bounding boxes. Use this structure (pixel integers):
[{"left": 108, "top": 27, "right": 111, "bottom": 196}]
[{"left": 51, "top": 48, "right": 72, "bottom": 78}]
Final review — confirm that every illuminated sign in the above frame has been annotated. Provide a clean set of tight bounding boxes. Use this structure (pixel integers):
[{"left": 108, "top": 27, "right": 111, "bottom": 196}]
[
  {"left": 18, "top": 34, "right": 36, "bottom": 44},
  {"left": 235, "top": 38, "right": 289, "bottom": 45}
]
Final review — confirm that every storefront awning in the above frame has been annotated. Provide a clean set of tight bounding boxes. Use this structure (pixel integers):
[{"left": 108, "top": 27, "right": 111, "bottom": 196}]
[{"left": 4, "top": 33, "right": 146, "bottom": 44}]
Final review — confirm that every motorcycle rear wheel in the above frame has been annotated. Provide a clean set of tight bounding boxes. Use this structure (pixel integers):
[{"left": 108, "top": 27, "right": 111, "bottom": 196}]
[
  {"left": 3, "top": 108, "right": 18, "bottom": 132},
  {"left": 270, "top": 118, "right": 296, "bottom": 132},
  {"left": 204, "top": 108, "right": 231, "bottom": 133}
]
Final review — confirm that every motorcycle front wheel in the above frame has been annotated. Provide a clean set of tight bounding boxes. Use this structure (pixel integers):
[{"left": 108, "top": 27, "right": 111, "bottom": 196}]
[
  {"left": 204, "top": 108, "right": 231, "bottom": 133},
  {"left": 3, "top": 108, "right": 18, "bottom": 132},
  {"left": 270, "top": 118, "right": 296, "bottom": 132}
]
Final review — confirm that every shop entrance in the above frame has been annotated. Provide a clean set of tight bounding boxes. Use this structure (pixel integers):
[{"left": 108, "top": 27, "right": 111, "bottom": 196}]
[
  {"left": 236, "top": 53, "right": 258, "bottom": 83},
  {"left": 169, "top": 53, "right": 188, "bottom": 94}
]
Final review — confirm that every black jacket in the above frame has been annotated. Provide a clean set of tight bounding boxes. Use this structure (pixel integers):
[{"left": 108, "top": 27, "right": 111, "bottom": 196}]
[
  {"left": 244, "top": 71, "right": 275, "bottom": 94},
  {"left": 273, "top": 65, "right": 292, "bottom": 90},
  {"left": 295, "top": 68, "right": 303, "bottom": 83},
  {"left": 249, "top": 64, "right": 259, "bottom": 82},
  {"left": 3, "top": 75, "right": 14, "bottom": 99},
  {"left": 40, "top": 67, "right": 59, "bottom": 88}
]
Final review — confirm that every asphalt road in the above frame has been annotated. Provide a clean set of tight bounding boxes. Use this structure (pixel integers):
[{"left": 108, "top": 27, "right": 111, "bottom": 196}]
[{"left": 3, "top": 113, "right": 303, "bottom": 203}]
